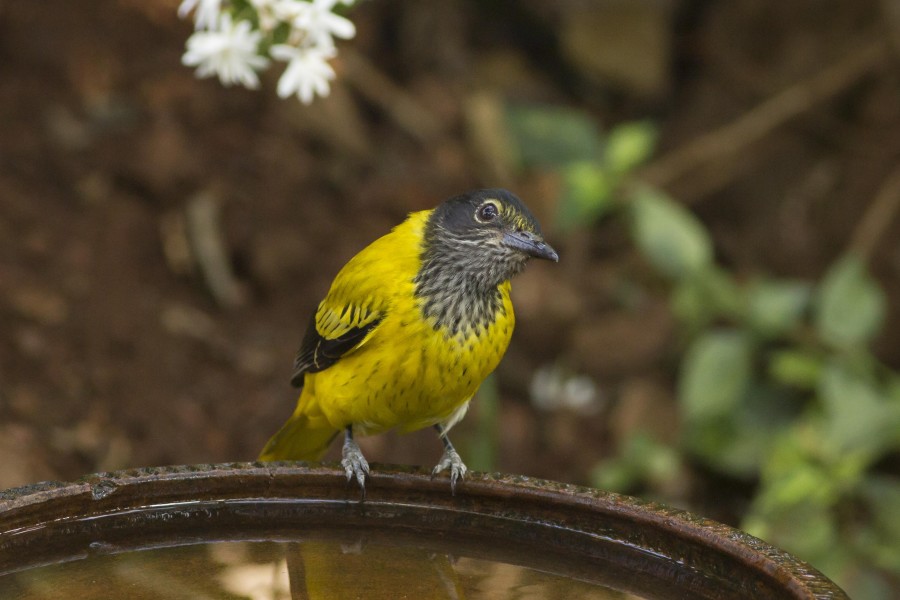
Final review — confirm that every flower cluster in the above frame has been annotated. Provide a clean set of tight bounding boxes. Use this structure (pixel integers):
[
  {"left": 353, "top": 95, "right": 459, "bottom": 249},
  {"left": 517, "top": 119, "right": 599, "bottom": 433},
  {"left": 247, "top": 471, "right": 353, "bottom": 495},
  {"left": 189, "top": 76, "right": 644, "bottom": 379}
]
[{"left": 179, "top": 0, "right": 357, "bottom": 104}]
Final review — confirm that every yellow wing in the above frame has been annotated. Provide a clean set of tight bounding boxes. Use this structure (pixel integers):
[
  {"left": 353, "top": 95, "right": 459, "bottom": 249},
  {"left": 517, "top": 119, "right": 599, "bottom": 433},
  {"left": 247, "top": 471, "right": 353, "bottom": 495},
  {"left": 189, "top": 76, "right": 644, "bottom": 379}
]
[
  {"left": 291, "top": 304, "right": 383, "bottom": 384},
  {"left": 290, "top": 210, "right": 429, "bottom": 387}
]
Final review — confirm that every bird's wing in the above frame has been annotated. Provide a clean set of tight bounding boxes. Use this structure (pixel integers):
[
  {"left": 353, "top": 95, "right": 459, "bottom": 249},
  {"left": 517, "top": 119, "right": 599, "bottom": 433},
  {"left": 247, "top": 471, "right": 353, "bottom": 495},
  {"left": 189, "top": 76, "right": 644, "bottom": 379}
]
[
  {"left": 289, "top": 210, "right": 428, "bottom": 388},
  {"left": 290, "top": 298, "right": 385, "bottom": 387}
]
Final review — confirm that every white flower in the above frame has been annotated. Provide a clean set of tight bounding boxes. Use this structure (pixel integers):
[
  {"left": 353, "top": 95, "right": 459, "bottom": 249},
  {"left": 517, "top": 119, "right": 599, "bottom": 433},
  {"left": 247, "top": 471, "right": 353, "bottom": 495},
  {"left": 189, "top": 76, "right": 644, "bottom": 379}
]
[
  {"left": 182, "top": 14, "right": 269, "bottom": 89},
  {"left": 275, "top": 0, "right": 356, "bottom": 48},
  {"left": 249, "top": 0, "right": 285, "bottom": 32},
  {"left": 271, "top": 44, "right": 336, "bottom": 104},
  {"left": 178, "top": 0, "right": 223, "bottom": 30}
]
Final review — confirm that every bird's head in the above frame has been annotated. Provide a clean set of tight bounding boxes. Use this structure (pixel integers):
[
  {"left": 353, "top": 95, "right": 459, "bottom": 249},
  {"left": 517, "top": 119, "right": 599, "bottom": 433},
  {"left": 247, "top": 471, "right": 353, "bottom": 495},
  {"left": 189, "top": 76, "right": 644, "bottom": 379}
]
[{"left": 422, "top": 189, "right": 558, "bottom": 289}]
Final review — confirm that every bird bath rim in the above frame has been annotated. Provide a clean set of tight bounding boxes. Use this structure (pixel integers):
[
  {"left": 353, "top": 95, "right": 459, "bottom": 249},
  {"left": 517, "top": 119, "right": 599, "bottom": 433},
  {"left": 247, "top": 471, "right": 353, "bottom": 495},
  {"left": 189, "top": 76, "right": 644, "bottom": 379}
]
[{"left": 0, "top": 462, "right": 848, "bottom": 599}]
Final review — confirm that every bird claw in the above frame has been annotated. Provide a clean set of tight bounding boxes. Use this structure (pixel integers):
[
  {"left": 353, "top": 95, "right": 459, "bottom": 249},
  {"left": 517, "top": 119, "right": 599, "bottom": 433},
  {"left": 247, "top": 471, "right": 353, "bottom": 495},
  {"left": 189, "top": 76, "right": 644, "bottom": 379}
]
[
  {"left": 432, "top": 448, "right": 467, "bottom": 494},
  {"left": 341, "top": 437, "right": 369, "bottom": 494}
]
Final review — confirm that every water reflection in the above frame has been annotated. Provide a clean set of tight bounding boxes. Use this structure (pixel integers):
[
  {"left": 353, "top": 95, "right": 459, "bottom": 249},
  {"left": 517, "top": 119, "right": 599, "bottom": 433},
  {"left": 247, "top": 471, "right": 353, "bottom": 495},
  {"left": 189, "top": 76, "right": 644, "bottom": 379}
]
[{"left": 1, "top": 539, "right": 638, "bottom": 599}]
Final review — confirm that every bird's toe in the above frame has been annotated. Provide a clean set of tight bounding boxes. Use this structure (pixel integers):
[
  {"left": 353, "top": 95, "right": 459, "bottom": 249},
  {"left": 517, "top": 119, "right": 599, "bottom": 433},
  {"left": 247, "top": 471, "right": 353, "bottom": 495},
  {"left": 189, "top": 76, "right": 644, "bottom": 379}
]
[
  {"left": 433, "top": 448, "right": 467, "bottom": 494},
  {"left": 341, "top": 441, "right": 370, "bottom": 490}
]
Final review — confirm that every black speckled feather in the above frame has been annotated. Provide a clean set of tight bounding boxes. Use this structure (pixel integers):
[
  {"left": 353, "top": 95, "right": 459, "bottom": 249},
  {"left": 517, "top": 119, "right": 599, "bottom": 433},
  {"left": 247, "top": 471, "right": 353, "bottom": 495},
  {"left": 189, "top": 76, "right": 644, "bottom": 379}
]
[{"left": 291, "top": 312, "right": 384, "bottom": 386}]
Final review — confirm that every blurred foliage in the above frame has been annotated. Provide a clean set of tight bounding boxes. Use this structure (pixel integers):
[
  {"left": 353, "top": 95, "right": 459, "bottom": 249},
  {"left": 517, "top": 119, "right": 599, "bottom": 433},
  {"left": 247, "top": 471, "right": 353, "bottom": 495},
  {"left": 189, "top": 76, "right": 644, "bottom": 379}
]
[
  {"left": 506, "top": 106, "right": 656, "bottom": 230},
  {"left": 463, "top": 374, "right": 500, "bottom": 472},
  {"left": 591, "top": 432, "right": 681, "bottom": 493},
  {"left": 508, "top": 103, "right": 900, "bottom": 598}
]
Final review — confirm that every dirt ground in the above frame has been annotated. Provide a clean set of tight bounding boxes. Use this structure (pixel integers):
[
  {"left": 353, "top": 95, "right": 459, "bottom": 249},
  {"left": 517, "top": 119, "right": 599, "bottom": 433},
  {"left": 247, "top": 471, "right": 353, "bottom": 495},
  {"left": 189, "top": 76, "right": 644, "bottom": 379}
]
[{"left": 2, "top": 0, "right": 900, "bottom": 528}]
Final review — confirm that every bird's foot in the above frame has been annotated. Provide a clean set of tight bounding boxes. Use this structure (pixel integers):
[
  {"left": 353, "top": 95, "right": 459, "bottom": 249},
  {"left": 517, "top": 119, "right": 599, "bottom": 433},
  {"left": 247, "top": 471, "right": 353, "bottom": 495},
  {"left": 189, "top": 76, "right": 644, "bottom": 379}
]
[
  {"left": 341, "top": 436, "right": 369, "bottom": 492},
  {"left": 432, "top": 448, "right": 467, "bottom": 494}
]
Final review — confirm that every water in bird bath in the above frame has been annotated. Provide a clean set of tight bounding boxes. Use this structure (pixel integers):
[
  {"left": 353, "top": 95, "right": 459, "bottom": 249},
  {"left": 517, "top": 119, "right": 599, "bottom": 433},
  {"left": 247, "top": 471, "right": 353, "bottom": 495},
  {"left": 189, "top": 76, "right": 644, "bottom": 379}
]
[{"left": 0, "top": 537, "right": 646, "bottom": 599}]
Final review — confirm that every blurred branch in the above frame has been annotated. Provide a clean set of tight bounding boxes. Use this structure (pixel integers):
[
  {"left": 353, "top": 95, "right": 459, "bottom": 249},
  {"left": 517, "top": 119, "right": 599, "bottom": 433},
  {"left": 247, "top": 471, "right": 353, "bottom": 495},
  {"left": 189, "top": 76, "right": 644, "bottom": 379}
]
[
  {"left": 463, "top": 92, "right": 517, "bottom": 187},
  {"left": 342, "top": 50, "right": 444, "bottom": 144},
  {"left": 185, "top": 191, "right": 246, "bottom": 309},
  {"left": 848, "top": 165, "right": 900, "bottom": 263},
  {"left": 881, "top": 0, "right": 900, "bottom": 56},
  {"left": 639, "top": 38, "right": 889, "bottom": 200}
]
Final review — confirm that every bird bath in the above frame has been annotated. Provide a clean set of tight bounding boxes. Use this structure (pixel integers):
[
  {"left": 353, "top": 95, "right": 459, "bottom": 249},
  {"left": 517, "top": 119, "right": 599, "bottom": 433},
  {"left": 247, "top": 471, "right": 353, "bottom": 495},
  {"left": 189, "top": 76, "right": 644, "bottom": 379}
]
[{"left": 0, "top": 463, "right": 847, "bottom": 599}]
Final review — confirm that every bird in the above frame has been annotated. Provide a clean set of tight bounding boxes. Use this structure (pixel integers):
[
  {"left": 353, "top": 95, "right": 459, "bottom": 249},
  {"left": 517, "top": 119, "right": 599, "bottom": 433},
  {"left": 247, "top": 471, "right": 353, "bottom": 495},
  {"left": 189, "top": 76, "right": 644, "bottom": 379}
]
[{"left": 259, "top": 189, "right": 558, "bottom": 493}]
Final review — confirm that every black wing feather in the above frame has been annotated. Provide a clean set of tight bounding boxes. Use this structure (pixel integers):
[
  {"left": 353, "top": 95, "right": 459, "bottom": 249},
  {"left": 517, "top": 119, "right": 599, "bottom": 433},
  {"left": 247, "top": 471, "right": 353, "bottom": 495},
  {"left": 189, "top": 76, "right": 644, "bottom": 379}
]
[{"left": 290, "top": 312, "right": 383, "bottom": 387}]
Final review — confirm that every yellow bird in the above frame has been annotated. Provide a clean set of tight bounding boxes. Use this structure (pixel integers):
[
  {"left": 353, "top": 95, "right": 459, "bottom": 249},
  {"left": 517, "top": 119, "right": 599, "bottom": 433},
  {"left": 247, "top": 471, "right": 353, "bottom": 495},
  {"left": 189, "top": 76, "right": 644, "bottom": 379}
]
[{"left": 259, "top": 189, "right": 558, "bottom": 491}]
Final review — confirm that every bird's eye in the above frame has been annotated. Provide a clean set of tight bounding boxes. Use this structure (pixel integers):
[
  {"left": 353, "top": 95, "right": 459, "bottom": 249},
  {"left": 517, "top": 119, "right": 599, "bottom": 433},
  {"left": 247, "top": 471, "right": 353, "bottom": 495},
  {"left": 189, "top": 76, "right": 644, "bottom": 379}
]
[{"left": 476, "top": 202, "right": 500, "bottom": 222}]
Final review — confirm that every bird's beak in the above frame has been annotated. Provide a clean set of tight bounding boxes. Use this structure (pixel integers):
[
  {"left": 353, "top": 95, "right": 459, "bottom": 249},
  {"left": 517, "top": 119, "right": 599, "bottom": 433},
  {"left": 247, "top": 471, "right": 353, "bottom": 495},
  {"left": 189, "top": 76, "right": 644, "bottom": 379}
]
[{"left": 502, "top": 230, "right": 559, "bottom": 262}]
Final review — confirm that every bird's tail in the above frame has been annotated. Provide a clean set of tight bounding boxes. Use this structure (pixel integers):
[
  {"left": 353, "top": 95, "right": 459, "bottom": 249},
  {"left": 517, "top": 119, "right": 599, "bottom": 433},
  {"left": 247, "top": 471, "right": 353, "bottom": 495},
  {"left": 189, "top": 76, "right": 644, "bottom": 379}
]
[{"left": 259, "top": 413, "right": 339, "bottom": 462}]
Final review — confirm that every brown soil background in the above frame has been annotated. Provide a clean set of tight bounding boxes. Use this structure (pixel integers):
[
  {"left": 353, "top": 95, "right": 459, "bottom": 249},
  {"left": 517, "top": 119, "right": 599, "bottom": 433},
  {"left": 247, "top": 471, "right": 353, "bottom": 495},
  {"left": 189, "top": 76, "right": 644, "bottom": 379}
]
[{"left": 2, "top": 0, "right": 900, "bottom": 531}]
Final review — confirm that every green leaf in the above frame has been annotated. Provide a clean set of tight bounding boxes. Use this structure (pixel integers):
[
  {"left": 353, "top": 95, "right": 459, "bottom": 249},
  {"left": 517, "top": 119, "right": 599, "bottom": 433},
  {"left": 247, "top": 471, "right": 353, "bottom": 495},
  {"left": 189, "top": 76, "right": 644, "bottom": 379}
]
[
  {"left": 604, "top": 120, "right": 657, "bottom": 174},
  {"left": 231, "top": 0, "right": 264, "bottom": 29},
  {"left": 818, "top": 360, "right": 900, "bottom": 458},
  {"left": 671, "top": 267, "right": 743, "bottom": 332},
  {"left": 889, "top": 376, "right": 900, "bottom": 403},
  {"left": 558, "top": 161, "right": 615, "bottom": 231},
  {"left": 624, "top": 433, "right": 681, "bottom": 484},
  {"left": 671, "top": 279, "right": 710, "bottom": 332},
  {"left": 768, "top": 350, "right": 823, "bottom": 389},
  {"left": 861, "top": 476, "right": 900, "bottom": 572},
  {"left": 747, "top": 279, "right": 811, "bottom": 338},
  {"left": 679, "top": 330, "right": 752, "bottom": 422},
  {"left": 815, "top": 254, "right": 886, "bottom": 348},
  {"left": 759, "top": 428, "right": 810, "bottom": 482},
  {"left": 765, "top": 462, "right": 837, "bottom": 509},
  {"left": 505, "top": 105, "right": 602, "bottom": 167},
  {"left": 591, "top": 433, "right": 681, "bottom": 492},
  {"left": 757, "top": 430, "right": 866, "bottom": 512},
  {"left": 743, "top": 502, "right": 842, "bottom": 573},
  {"left": 631, "top": 186, "right": 713, "bottom": 279},
  {"left": 684, "top": 418, "right": 761, "bottom": 477},
  {"left": 683, "top": 382, "right": 797, "bottom": 477}
]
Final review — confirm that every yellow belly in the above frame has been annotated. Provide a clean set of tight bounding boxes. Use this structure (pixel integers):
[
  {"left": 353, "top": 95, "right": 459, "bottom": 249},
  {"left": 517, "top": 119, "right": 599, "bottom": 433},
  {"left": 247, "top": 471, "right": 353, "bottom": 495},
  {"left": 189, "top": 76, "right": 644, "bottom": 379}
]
[{"left": 298, "top": 283, "right": 514, "bottom": 435}]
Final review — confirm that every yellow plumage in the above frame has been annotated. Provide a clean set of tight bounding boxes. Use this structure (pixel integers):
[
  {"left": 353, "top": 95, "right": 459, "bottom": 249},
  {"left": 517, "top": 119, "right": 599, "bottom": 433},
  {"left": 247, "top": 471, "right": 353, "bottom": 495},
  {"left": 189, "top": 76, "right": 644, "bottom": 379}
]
[
  {"left": 260, "top": 210, "right": 513, "bottom": 457},
  {"left": 259, "top": 189, "right": 557, "bottom": 489}
]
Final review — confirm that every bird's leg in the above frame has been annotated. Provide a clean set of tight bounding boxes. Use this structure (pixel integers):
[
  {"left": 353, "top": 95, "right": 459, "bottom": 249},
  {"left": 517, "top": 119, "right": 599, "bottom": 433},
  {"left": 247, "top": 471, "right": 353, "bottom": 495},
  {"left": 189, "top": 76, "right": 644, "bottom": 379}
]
[
  {"left": 432, "top": 424, "right": 467, "bottom": 494},
  {"left": 341, "top": 426, "right": 369, "bottom": 492}
]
